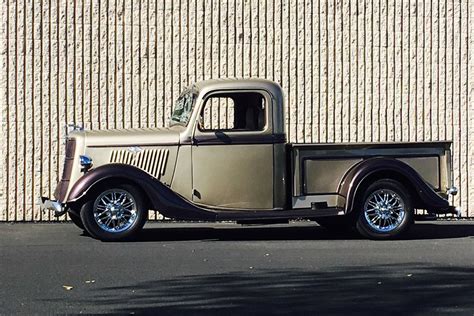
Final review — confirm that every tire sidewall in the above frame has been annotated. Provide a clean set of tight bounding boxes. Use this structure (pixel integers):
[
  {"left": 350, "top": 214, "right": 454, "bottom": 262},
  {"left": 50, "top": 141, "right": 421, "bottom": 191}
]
[
  {"left": 356, "top": 179, "right": 413, "bottom": 239},
  {"left": 67, "top": 210, "right": 85, "bottom": 230},
  {"left": 80, "top": 184, "right": 147, "bottom": 241}
]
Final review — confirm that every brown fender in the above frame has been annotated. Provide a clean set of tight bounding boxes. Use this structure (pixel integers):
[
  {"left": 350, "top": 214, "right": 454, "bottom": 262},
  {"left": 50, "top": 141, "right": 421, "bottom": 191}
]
[
  {"left": 66, "top": 164, "right": 216, "bottom": 220},
  {"left": 338, "top": 157, "right": 449, "bottom": 214}
]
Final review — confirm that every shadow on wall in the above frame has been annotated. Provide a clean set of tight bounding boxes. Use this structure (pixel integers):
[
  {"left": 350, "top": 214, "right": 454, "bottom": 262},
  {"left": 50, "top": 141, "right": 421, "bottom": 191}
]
[
  {"left": 129, "top": 222, "right": 474, "bottom": 242},
  {"left": 74, "top": 264, "right": 474, "bottom": 315}
]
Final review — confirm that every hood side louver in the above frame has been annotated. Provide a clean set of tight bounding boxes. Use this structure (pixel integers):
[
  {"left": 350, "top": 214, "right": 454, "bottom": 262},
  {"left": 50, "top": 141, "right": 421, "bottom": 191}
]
[{"left": 109, "top": 148, "right": 169, "bottom": 179}]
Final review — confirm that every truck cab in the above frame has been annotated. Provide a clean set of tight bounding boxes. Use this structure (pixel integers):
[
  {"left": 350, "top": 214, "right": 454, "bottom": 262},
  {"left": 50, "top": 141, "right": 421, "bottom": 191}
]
[{"left": 41, "top": 78, "right": 459, "bottom": 241}]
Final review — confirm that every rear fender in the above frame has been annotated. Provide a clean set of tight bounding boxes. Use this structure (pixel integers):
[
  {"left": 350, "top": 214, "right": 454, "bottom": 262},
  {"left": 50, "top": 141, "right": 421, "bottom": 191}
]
[
  {"left": 338, "top": 157, "right": 449, "bottom": 214},
  {"left": 66, "top": 164, "right": 216, "bottom": 220}
]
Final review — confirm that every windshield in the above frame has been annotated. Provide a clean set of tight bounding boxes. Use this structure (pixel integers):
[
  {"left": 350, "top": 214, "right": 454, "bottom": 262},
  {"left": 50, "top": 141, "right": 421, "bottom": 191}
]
[{"left": 170, "top": 89, "right": 197, "bottom": 126}]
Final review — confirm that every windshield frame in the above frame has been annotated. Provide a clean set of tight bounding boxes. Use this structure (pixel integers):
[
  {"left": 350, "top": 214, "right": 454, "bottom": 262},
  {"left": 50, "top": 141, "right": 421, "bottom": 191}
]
[{"left": 169, "top": 86, "right": 198, "bottom": 127}]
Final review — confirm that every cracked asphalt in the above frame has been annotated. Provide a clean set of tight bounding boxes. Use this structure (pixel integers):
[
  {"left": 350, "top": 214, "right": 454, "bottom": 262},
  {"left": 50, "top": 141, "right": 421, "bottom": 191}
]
[{"left": 1, "top": 220, "right": 474, "bottom": 315}]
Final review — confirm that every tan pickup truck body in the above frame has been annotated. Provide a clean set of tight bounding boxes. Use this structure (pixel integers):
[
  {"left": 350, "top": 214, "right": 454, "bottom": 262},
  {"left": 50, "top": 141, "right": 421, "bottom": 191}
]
[{"left": 41, "top": 78, "right": 458, "bottom": 241}]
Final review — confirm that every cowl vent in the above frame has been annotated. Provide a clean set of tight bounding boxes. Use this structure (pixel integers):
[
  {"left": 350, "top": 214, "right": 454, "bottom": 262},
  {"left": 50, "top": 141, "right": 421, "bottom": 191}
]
[{"left": 109, "top": 148, "right": 169, "bottom": 179}]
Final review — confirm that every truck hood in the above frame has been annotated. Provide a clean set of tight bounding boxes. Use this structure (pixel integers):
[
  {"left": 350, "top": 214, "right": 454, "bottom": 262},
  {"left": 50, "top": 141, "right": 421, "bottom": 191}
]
[{"left": 82, "top": 127, "right": 182, "bottom": 147}]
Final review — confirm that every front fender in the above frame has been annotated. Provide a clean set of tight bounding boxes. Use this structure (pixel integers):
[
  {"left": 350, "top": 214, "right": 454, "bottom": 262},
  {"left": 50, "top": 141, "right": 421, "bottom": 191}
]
[
  {"left": 67, "top": 164, "right": 216, "bottom": 220},
  {"left": 338, "top": 157, "right": 449, "bottom": 214}
]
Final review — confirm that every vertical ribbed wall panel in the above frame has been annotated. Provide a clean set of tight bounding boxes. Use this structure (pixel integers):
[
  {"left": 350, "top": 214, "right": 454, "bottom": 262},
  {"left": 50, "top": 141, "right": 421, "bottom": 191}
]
[{"left": 0, "top": 0, "right": 473, "bottom": 220}]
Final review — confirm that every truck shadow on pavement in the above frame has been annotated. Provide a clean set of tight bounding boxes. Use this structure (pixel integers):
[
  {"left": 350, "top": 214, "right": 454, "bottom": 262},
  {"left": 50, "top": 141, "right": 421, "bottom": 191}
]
[
  {"left": 131, "top": 222, "right": 474, "bottom": 242},
  {"left": 78, "top": 264, "right": 474, "bottom": 315}
]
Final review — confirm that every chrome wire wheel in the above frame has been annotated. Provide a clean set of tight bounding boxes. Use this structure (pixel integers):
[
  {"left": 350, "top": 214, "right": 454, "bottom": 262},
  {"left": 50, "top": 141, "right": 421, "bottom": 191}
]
[
  {"left": 93, "top": 189, "right": 138, "bottom": 233},
  {"left": 363, "top": 189, "right": 406, "bottom": 233}
]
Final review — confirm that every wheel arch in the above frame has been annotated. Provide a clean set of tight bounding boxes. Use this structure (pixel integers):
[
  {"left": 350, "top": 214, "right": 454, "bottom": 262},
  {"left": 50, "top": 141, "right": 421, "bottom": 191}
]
[
  {"left": 349, "top": 170, "right": 417, "bottom": 211},
  {"left": 67, "top": 176, "right": 152, "bottom": 215},
  {"left": 66, "top": 164, "right": 216, "bottom": 221},
  {"left": 339, "top": 157, "right": 449, "bottom": 214}
]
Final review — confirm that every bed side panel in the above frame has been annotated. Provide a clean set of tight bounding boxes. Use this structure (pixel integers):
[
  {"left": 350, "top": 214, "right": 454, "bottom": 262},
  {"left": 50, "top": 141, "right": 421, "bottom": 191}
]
[
  {"left": 292, "top": 142, "right": 450, "bottom": 202},
  {"left": 304, "top": 159, "right": 362, "bottom": 194}
]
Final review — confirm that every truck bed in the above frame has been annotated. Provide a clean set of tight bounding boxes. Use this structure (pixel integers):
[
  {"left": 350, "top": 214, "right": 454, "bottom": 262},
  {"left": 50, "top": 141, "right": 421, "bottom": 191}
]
[{"left": 290, "top": 141, "right": 452, "bottom": 209}]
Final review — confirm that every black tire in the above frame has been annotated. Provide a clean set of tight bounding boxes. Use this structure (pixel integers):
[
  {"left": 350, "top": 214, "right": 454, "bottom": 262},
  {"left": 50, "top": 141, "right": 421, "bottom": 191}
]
[
  {"left": 80, "top": 184, "right": 148, "bottom": 241},
  {"left": 355, "top": 179, "right": 413, "bottom": 240},
  {"left": 67, "top": 211, "right": 84, "bottom": 230},
  {"left": 315, "top": 216, "right": 355, "bottom": 232}
]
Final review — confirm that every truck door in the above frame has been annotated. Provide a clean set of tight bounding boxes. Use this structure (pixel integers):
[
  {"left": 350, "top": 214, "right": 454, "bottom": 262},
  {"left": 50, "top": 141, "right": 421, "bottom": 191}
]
[{"left": 191, "top": 90, "right": 274, "bottom": 210}]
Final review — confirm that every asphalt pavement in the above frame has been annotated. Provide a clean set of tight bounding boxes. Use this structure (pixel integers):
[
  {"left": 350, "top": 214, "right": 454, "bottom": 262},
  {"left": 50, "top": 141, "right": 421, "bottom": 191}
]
[{"left": 1, "top": 220, "right": 474, "bottom": 315}]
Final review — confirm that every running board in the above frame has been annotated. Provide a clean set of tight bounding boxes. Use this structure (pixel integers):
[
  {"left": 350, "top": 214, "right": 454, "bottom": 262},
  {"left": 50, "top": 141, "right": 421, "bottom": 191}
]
[
  {"left": 215, "top": 207, "right": 343, "bottom": 222},
  {"left": 237, "top": 219, "right": 289, "bottom": 225}
]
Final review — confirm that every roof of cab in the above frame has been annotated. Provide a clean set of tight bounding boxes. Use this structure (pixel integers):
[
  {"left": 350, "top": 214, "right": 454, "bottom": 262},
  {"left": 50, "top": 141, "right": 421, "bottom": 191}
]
[{"left": 193, "top": 78, "right": 283, "bottom": 98}]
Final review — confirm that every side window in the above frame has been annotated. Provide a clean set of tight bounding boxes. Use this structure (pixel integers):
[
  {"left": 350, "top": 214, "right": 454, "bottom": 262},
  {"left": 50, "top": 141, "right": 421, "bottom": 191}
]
[
  {"left": 200, "top": 92, "right": 266, "bottom": 132},
  {"left": 202, "top": 97, "right": 235, "bottom": 130}
]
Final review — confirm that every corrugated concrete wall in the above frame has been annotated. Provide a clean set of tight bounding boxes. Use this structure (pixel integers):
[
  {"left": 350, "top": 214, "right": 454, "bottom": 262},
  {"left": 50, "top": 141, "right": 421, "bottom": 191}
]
[{"left": 0, "top": 0, "right": 473, "bottom": 221}]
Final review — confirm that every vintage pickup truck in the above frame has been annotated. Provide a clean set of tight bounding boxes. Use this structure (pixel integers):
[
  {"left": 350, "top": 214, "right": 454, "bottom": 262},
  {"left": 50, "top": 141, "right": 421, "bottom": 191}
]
[{"left": 42, "top": 78, "right": 459, "bottom": 241}]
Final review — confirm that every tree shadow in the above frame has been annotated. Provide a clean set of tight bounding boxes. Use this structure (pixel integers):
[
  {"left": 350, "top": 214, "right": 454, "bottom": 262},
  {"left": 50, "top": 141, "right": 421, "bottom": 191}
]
[
  {"left": 130, "top": 222, "right": 474, "bottom": 242},
  {"left": 68, "top": 264, "right": 474, "bottom": 315}
]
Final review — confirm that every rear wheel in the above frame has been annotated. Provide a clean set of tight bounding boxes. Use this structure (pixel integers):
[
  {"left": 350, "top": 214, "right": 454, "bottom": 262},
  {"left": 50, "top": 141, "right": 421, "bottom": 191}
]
[
  {"left": 355, "top": 179, "right": 413, "bottom": 239},
  {"left": 80, "top": 184, "right": 147, "bottom": 241}
]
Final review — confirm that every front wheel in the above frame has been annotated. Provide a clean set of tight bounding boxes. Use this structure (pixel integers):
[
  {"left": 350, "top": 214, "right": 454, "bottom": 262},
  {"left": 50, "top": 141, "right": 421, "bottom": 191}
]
[
  {"left": 80, "top": 184, "right": 147, "bottom": 241},
  {"left": 67, "top": 211, "right": 84, "bottom": 230},
  {"left": 355, "top": 179, "right": 413, "bottom": 240}
]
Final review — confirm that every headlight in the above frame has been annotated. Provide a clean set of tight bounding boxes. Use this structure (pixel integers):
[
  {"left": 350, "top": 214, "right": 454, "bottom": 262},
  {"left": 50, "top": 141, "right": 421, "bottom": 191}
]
[{"left": 79, "top": 155, "right": 93, "bottom": 171}]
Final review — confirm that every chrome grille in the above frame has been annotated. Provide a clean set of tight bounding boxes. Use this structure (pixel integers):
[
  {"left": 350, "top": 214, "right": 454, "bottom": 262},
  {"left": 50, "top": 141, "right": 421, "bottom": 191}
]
[
  {"left": 109, "top": 148, "right": 169, "bottom": 179},
  {"left": 54, "top": 138, "right": 76, "bottom": 201}
]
